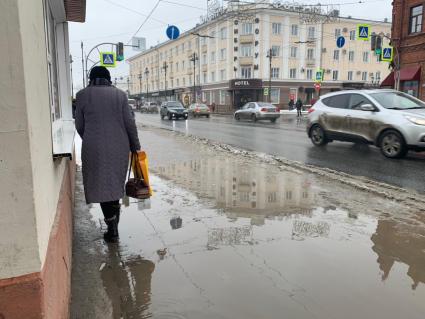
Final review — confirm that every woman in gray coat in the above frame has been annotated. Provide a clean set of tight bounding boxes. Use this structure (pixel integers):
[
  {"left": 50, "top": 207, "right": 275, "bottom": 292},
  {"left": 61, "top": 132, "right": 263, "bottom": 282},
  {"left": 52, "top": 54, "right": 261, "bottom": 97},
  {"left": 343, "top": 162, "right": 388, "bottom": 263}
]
[{"left": 76, "top": 66, "right": 140, "bottom": 243}]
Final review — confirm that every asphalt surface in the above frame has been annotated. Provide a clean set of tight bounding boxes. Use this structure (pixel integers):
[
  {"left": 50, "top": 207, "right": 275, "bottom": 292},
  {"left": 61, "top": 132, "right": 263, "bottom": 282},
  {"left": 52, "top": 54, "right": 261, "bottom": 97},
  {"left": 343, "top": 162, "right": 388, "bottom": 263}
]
[{"left": 136, "top": 113, "right": 425, "bottom": 193}]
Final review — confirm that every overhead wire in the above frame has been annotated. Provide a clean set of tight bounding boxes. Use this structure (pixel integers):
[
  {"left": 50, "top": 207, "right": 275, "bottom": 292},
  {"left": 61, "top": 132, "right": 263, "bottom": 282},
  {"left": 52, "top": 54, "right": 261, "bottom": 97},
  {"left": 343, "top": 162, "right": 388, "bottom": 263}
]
[{"left": 127, "top": 0, "right": 163, "bottom": 44}]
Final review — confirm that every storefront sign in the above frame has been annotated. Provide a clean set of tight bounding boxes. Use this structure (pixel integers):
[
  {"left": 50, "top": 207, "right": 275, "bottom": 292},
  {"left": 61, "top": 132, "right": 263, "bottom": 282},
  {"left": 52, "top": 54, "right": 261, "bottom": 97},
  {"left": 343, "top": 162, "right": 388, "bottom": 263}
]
[{"left": 229, "top": 79, "right": 263, "bottom": 89}]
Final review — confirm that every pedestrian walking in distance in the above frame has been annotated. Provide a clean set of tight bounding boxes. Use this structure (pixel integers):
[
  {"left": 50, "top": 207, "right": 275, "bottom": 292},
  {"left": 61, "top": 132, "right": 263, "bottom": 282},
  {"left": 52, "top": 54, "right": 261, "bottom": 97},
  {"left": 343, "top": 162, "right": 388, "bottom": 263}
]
[
  {"left": 75, "top": 66, "right": 141, "bottom": 243},
  {"left": 296, "top": 98, "right": 303, "bottom": 117}
]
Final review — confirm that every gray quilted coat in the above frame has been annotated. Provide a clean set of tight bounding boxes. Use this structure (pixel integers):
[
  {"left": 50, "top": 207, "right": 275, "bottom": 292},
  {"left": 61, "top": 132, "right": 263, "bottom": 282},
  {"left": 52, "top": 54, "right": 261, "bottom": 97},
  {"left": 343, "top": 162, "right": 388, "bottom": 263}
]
[{"left": 75, "top": 83, "right": 140, "bottom": 204}]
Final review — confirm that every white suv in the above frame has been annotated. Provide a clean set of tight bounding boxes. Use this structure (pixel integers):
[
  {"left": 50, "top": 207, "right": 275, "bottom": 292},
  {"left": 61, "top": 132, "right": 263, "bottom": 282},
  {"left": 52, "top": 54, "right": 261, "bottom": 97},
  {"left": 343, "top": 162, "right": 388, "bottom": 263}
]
[{"left": 307, "top": 89, "right": 425, "bottom": 158}]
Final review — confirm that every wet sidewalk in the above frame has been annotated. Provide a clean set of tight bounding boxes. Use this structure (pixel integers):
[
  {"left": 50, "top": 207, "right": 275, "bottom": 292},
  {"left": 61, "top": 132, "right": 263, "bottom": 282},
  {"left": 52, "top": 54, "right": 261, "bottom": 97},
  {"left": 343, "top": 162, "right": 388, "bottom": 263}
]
[{"left": 70, "top": 128, "right": 425, "bottom": 319}]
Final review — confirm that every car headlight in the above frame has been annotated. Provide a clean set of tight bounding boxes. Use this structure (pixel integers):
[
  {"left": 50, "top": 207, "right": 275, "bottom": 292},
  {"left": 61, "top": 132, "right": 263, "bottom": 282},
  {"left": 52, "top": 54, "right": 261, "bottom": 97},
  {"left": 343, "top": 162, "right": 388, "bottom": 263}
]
[{"left": 405, "top": 115, "right": 425, "bottom": 126}]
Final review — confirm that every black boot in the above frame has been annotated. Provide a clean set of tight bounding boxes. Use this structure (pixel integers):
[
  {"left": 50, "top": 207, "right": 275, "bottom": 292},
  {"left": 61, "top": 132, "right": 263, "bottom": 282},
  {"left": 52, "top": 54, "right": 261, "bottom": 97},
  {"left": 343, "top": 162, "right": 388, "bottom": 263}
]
[
  {"left": 104, "top": 216, "right": 119, "bottom": 243},
  {"left": 113, "top": 203, "right": 121, "bottom": 225}
]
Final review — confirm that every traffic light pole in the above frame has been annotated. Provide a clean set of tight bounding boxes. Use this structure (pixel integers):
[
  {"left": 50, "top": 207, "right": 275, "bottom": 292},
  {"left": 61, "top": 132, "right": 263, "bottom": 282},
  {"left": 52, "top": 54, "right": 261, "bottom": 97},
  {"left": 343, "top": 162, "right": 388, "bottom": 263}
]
[
  {"left": 190, "top": 53, "right": 198, "bottom": 103},
  {"left": 162, "top": 62, "right": 168, "bottom": 101}
]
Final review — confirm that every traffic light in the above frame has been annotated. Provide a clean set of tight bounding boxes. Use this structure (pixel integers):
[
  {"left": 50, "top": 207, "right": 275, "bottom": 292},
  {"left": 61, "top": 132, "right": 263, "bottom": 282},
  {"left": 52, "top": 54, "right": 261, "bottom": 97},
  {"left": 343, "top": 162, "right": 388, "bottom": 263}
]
[
  {"left": 370, "top": 34, "right": 377, "bottom": 51},
  {"left": 116, "top": 42, "right": 124, "bottom": 61},
  {"left": 375, "top": 36, "right": 383, "bottom": 55}
]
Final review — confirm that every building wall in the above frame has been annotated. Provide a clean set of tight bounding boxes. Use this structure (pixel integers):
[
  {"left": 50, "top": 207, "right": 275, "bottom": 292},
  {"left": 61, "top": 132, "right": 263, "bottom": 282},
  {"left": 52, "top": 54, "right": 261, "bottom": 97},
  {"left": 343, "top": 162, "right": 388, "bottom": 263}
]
[
  {"left": 0, "top": 0, "right": 79, "bottom": 317},
  {"left": 128, "top": 7, "right": 392, "bottom": 108},
  {"left": 392, "top": 0, "right": 425, "bottom": 100}
]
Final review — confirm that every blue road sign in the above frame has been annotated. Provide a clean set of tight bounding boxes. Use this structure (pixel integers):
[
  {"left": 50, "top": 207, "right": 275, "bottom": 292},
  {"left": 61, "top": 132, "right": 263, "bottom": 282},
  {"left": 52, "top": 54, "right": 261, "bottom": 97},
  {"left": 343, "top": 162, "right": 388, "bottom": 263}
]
[
  {"left": 166, "top": 25, "right": 180, "bottom": 40},
  {"left": 382, "top": 47, "right": 393, "bottom": 62},
  {"left": 100, "top": 52, "right": 116, "bottom": 67},
  {"left": 336, "top": 36, "right": 345, "bottom": 48},
  {"left": 357, "top": 24, "right": 371, "bottom": 41}
]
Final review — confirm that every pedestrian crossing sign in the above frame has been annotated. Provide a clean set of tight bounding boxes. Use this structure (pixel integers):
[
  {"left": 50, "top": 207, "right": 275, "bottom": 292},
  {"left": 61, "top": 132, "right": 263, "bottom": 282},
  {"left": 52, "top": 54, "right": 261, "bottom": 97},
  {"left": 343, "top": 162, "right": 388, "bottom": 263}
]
[
  {"left": 315, "top": 69, "right": 324, "bottom": 82},
  {"left": 381, "top": 46, "right": 393, "bottom": 62},
  {"left": 100, "top": 52, "right": 116, "bottom": 67},
  {"left": 357, "top": 24, "right": 371, "bottom": 41}
]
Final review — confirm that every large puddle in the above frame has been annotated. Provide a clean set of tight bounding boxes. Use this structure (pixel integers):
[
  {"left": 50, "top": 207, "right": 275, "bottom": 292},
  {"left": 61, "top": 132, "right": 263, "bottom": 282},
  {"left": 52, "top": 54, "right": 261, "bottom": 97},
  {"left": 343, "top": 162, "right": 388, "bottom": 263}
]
[{"left": 90, "top": 157, "right": 425, "bottom": 319}]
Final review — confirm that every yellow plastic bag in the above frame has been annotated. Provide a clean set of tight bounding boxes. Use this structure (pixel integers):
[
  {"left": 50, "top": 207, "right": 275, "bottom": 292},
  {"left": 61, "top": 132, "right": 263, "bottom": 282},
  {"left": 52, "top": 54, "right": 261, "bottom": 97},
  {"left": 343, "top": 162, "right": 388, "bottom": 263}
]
[{"left": 131, "top": 151, "right": 152, "bottom": 196}]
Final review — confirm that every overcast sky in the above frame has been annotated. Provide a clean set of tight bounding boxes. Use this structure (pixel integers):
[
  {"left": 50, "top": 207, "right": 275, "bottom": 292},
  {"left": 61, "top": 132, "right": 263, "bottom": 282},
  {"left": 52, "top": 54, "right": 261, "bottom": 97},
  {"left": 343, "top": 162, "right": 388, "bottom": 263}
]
[{"left": 69, "top": 0, "right": 393, "bottom": 91}]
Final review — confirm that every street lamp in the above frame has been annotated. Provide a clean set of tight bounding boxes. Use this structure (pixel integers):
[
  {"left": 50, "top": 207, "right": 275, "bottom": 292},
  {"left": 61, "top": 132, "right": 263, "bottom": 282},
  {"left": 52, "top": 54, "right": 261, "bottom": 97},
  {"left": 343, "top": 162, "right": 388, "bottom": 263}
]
[
  {"left": 162, "top": 61, "right": 168, "bottom": 101},
  {"left": 190, "top": 52, "right": 199, "bottom": 103},
  {"left": 266, "top": 48, "right": 273, "bottom": 103},
  {"left": 144, "top": 67, "right": 150, "bottom": 102},
  {"left": 138, "top": 73, "right": 142, "bottom": 96}
]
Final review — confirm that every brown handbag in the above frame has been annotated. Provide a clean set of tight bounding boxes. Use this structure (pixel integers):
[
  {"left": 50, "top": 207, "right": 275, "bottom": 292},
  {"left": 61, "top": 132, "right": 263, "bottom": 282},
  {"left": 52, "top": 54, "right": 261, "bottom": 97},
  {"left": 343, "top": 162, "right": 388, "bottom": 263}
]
[{"left": 125, "top": 153, "right": 151, "bottom": 199}]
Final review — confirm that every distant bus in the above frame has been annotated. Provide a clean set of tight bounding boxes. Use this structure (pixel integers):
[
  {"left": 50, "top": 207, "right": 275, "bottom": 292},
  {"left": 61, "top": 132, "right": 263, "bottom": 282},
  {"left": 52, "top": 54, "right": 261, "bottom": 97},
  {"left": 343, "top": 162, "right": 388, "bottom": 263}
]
[{"left": 128, "top": 99, "right": 136, "bottom": 110}]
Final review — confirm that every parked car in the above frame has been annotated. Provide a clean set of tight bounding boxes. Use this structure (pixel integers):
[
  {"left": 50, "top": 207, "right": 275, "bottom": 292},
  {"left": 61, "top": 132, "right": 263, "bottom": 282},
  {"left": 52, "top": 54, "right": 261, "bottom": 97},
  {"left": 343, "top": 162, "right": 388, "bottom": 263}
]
[
  {"left": 160, "top": 101, "right": 188, "bottom": 120},
  {"left": 147, "top": 102, "right": 158, "bottom": 113},
  {"left": 306, "top": 89, "right": 425, "bottom": 158},
  {"left": 188, "top": 103, "right": 211, "bottom": 118},
  {"left": 140, "top": 103, "right": 149, "bottom": 113},
  {"left": 234, "top": 102, "right": 280, "bottom": 122},
  {"left": 128, "top": 98, "right": 137, "bottom": 110}
]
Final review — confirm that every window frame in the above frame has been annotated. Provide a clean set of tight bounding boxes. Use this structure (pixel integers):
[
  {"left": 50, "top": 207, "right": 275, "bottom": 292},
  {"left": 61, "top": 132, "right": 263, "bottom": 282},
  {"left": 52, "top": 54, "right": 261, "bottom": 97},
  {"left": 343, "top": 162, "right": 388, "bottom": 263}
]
[{"left": 410, "top": 5, "right": 423, "bottom": 34}]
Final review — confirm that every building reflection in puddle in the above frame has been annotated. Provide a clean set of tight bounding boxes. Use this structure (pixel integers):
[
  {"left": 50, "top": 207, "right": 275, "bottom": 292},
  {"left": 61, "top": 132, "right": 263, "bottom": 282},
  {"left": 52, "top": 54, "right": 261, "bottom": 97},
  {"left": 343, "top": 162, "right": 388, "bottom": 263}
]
[
  {"left": 156, "top": 157, "right": 317, "bottom": 225},
  {"left": 371, "top": 213, "right": 425, "bottom": 290},
  {"left": 100, "top": 244, "right": 155, "bottom": 319}
]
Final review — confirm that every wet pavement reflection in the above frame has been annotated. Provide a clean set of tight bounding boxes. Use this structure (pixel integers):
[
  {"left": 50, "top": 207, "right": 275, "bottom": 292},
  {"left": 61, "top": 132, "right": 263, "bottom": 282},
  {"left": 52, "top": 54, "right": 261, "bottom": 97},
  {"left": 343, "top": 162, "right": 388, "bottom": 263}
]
[{"left": 89, "top": 157, "right": 425, "bottom": 319}]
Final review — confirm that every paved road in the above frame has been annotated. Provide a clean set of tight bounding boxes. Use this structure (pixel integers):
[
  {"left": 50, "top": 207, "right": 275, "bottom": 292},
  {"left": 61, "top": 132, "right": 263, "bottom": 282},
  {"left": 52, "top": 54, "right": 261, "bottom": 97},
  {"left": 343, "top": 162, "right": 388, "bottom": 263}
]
[{"left": 136, "top": 113, "right": 425, "bottom": 193}]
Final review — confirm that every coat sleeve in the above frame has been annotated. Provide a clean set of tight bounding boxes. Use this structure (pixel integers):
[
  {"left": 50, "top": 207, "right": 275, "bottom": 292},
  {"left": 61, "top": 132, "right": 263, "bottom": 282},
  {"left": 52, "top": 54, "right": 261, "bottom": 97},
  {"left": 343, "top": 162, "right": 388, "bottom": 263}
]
[
  {"left": 75, "top": 91, "right": 85, "bottom": 138},
  {"left": 122, "top": 94, "right": 141, "bottom": 152}
]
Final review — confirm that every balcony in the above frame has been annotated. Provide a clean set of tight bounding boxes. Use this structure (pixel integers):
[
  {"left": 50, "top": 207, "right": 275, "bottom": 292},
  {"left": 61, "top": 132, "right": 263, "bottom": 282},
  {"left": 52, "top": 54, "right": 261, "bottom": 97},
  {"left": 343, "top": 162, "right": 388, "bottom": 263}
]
[
  {"left": 239, "top": 34, "right": 254, "bottom": 44},
  {"left": 239, "top": 56, "right": 254, "bottom": 65}
]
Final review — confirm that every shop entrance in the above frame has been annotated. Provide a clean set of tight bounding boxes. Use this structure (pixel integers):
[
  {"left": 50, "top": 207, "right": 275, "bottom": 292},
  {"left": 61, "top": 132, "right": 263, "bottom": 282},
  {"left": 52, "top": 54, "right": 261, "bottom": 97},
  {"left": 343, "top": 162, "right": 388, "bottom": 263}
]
[{"left": 233, "top": 89, "right": 263, "bottom": 109}]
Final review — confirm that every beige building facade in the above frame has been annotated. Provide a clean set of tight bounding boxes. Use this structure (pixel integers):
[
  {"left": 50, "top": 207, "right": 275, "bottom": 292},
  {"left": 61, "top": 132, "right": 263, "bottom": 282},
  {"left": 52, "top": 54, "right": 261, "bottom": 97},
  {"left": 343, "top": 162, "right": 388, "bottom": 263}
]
[{"left": 128, "top": 4, "right": 391, "bottom": 110}]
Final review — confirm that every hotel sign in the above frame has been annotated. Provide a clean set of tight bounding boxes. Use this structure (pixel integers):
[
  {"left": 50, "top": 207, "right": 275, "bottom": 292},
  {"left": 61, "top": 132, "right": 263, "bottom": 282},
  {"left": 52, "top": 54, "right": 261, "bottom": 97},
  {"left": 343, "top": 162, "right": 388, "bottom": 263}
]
[{"left": 229, "top": 79, "right": 263, "bottom": 89}]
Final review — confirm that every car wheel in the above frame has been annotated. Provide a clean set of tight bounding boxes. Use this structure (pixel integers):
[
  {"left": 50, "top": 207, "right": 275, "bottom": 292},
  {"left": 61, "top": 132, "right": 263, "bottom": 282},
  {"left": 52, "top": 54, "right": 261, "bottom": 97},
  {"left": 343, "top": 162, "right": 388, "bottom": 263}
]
[
  {"left": 168, "top": 113, "right": 173, "bottom": 121},
  {"left": 310, "top": 125, "right": 328, "bottom": 146},
  {"left": 184, "top": 115, "right": 188, "bottom": 120},
  {"left": 251, "top": 114, "right": 257, "bottom": 122},
  {"left": 235, "top": 114, "right": 240, "bottom": 121},
  {"left": 270, "top": 118, "right": 277, "bottom": 123},
  {"left": 379, "top": 130, "right": 408, "bottom": 159}
]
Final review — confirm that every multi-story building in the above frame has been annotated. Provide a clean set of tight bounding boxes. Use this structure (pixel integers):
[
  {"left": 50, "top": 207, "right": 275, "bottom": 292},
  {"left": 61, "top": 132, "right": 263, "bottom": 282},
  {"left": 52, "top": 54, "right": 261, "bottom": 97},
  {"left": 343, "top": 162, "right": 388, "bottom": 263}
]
[
  {"left": 381, "top": 1, "right": 425, "bottom": 100},
  {"left": 128, "top": 2, "right": 391, "bottom": 110}
]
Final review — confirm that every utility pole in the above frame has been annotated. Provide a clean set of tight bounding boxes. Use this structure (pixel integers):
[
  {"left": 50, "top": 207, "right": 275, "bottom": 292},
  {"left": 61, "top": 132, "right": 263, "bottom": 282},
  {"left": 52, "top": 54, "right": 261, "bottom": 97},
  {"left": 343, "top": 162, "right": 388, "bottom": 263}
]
[
  {"left": 81, "top": 42, "right": 85, "bottom": 87},
  {"left": 190, "top": 52, "right": 198, "bottom": 103},
  {"left": 162, "top": 61, "right": 168, "bottom": 101},
  {"left": 70, "top": 54, "right": 74, "bottom": 98},
  {"left": 127, "top": 77, "right": 130, "bottom": 96},
  {"left": 138, "top": 73, "right": 142, "bottom": 95},
  {"left": 144, "top": 67, "right": 150, "bottom": 102},
  {"left": 266, "top": 48, "right": 273, "bottom": 103}
]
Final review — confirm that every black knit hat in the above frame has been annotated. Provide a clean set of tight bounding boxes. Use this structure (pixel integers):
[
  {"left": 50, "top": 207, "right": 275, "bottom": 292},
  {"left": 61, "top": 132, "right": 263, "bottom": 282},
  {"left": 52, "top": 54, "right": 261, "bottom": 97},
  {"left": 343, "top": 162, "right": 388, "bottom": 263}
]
[{"left": 89, "top": 66, "right": 111, "bottom": 82}]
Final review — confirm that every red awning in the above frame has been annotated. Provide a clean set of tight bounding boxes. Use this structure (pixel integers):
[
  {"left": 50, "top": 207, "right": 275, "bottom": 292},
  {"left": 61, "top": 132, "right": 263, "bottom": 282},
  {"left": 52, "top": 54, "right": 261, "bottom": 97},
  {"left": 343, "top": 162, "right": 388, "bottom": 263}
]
[
  {"left": 400, "top": 65, "right": 421, "bottom": 81},
  {"left": 381, "top": 71, "right": 394, "bottom": 87},
  {"left": 380, "top": 65, "right": 421, "bottom": 87}
]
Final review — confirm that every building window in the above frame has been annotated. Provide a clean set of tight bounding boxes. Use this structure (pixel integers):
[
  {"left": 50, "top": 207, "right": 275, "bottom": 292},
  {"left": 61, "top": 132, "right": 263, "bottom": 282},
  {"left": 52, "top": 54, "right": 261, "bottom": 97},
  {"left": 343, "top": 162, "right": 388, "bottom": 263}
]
[
  {"left": 181, "top": 43, "right": 185, "bottom": 52},
  {"left": 241, "top": 67, "right": 252, "bottom": 78},
  {"left": 307, "top": 48, "right": 315, "bottom": 60},
  {"left": 211, "top": 71, "right": 216, "bottom": 82},
  {"left": 241, "top": 23, "right": 253, "bottom": 35},
  {"left": 335, "top": 28, "right": 341, "bottom": 39},
  {"left": 349, "top": 51, "right": 355, "bottom": 62},
  {"left": 349, "top": 30, "right": 356, "bottom": 40},
  {"left": 272, "top": 23, "right": 282, "bottom": 35},
  {"left": 332, "top": 70, "right": 339, "bottom": 80},
  {"left": 271, "top": 67, "right": 280, "bottom": 79},
  {"left": 210, "top": 30, "right": 216, "bottom": 41},
  {"left": 176, "top": 62, "right": 179, "bottom": 72},
  {"left": 363, "top": 52, "right": 369, "bottom": 62},
  {"left": 202, "top": 54, "right": 207, "bottom": 65},
  {"left": 362, "top": 71, "right": 368, "bottom": 81},
  {"left": 290, "top": 47, "right": 298, "bottom": 58},
  {"left": 375, "top": 71, "right": 381, "bottom": 82},
  {"left": 291, "top": 24, "right": 298, "bottom": 36},
  {"left": 177, "top": 78, "right": 180, "bottom": 87},
  {"left": 175, "top": 45, "right": 179, "bottom": 55},
  {"left": 183, "top": 78, "right": 186, "bottom": 86},
  {"left": 306, "top": 69, "right": 313, "bottom": 79},
  {"left": 220, "top": 27, "right": 227, "bottom": 39},
  {"left": 240, "top": 44, "right": 252, "bottom": 57},
  {"left": 271, "top": 45, "right": 280, "bottom": 57},
  {"left": 289, "top": 68, "right": 297, "bottom": 79},
  {"left": 333, "top": 50, "right": 340, "bottom": 61},
  {"left": 182, "top": 61, "right": 185, "bottom": 70},
  {"left": 220, "top": 48, "right": 227, "bottom": 60},
  {"left": 270, "top": 88, "right": 280, "bottom": 104},
  {"left": 308, "top": 26, "right": 315, "bottom": 39},
  {"left": 220, "top": 69, "right": 226, "bottom": 81},
  {"left": 348, "top": 71, "right": 353, "bottom": 80},
  {"left": 211, "top": 51, "right": 216, "bottom": 63},
  {"left": 219, "top": 90, "right": 226, "bottom": 104},
  {"left": 45, "top": 3, "right": 61, "bottom": 122},
  {"left": 410, "top": 5, "right": 423, "bottom": 34},
  {"left": 203, "top": 72, "right": 207, "bottom": 84},
  {"left": 211, "top": 91, "right": 216, "bottom": 103}
]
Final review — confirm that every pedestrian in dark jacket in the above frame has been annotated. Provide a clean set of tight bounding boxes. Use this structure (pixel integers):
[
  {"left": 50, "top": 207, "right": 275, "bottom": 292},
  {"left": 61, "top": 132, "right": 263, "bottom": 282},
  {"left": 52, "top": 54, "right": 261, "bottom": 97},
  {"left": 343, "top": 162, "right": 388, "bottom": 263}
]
[
  {"left": 296, "top": 98, "right": 303, "bottom": 117},
  {"left": 75, "top": 66, "right": 141, "bottom": 243},
  {"left": 288, "top": 99, "right": 295, "bottom": 111}
]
